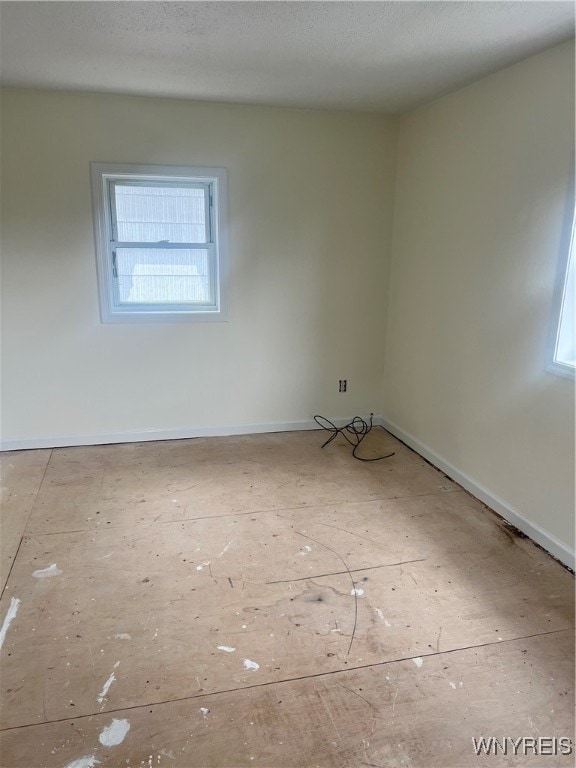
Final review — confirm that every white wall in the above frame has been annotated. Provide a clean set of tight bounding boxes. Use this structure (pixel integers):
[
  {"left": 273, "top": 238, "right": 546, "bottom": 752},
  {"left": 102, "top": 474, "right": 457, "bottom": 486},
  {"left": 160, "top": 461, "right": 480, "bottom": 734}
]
[
  {"left": 1, "top": 89, "right": 398, "bottom": 444},
  {"left": 382, "top": 41, "right": 575, "bottom": 556}
]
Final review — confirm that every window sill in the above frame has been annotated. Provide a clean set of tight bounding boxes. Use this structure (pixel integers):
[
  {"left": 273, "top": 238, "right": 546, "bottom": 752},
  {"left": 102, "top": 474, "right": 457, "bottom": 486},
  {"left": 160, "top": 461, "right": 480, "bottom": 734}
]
[
  {"left": 545, "top": 359, "right": 575, "bottom": 381},
  {"left": 101, "top": 310, "right": 229, "bottom": 324}
]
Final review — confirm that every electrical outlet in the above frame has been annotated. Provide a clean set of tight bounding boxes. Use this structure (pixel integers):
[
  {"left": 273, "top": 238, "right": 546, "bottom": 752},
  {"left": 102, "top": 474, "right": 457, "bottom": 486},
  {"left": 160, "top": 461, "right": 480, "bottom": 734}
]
[{"left": 339, "top": 379, "right": 347, "bottom": 392}]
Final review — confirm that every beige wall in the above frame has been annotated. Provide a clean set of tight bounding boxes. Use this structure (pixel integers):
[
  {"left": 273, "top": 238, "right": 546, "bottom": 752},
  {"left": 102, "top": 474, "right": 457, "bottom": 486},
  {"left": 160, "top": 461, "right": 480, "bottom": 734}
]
[
  {"left": 1, "top": 89, "right": 397, "bottom": 441},
  {"left": 382, "top": 41, "right": 575, "bottom": 552}
]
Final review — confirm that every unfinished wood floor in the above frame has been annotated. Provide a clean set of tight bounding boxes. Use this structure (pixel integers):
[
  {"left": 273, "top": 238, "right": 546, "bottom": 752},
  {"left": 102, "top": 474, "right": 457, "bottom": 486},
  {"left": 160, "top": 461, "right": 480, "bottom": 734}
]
[{"left": 0, "top": 429, "right": 574, "bottom": 768}]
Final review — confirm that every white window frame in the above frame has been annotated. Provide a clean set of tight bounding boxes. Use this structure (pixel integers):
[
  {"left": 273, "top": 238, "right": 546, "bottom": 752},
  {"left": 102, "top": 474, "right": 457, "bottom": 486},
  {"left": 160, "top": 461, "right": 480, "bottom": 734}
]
[
  {"left": 546, "top": 177, "right": 575, "bottom": 380},
  {"left": 90, "top": 162, "right": 229, "bottom": 323}
]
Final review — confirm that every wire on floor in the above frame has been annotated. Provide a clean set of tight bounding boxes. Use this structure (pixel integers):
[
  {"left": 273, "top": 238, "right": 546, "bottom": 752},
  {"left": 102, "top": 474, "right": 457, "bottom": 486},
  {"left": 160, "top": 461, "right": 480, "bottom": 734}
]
[{"left": 313, "top": 414, "right": 395, "bottom": 462}]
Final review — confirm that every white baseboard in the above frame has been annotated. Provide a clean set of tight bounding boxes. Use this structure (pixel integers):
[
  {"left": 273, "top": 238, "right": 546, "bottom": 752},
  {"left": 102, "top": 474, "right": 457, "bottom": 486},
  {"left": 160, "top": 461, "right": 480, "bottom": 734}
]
[
  {"left": 377, "top": 416, "right": 575, "bottom": 571},
  {"left": 0, "top": 417, "right": 354, "bottom": 452}
]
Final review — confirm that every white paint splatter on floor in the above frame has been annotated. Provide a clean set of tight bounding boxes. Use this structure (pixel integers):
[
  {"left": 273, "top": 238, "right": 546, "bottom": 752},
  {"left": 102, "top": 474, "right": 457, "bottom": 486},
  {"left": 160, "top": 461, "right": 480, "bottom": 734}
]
[
  {"left": 299, "top": 545, "right": 312, "bottom": 555},
  {"left": 98, "top": 718, "right": 130, "bottom": 746},
  {"left": 373, "top": 607, "right": 392, "bottom": 627},
  {"left": 243, "top": 659, "right": 260, "bottom": 671},
  {"left": 217, "top": 645, "right": 236, "bottom": 653},
  {"left": 351, "top": 588, "right": 364, "bottom": 596},
  {"left": 32, "top": 563, "right": 62, "bottom": 579},
  {"left": 196, "top": 561, "right": 211, "bottom": 571},
  {"left": 199, "top": 707, "right": 210, "bottom": 718},
  {"left": 449, "top": 681, "right": 457, "bottom": 689},
  {"left": 113, "top": 633, "right": 131, "bottom": 640},
  {"left": 412, "top": 657, "right": 423, "bottom": 668},
  {"left": 65, "top": 757, "right": 100, "bottom": 768},
  {"left": 0, "top": 597, "right": 21, "bottom": 649},
  {"left": 97, "top": 671, "right": 117, "bottom": 704},
  {"left": 217, "top": 542, "right": 233, "bottom": 558}
]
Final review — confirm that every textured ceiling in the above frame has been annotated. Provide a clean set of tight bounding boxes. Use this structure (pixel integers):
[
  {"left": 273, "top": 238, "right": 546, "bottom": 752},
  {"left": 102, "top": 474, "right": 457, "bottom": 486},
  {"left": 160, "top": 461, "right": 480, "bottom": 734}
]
[{"left": 0, "top": 1, "right": 574, "bottom": 113}]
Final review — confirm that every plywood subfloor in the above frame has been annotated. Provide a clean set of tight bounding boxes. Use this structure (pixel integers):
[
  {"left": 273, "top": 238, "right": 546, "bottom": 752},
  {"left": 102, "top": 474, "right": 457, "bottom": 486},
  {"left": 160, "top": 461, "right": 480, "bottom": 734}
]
[{"left": 0, "top": 430, "right": 574, "bottom": 767}]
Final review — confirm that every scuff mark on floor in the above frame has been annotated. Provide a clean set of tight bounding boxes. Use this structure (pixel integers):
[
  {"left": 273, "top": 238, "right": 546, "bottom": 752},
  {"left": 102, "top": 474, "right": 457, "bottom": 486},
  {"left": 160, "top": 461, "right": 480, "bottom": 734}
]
[
  {"left": 293, "top": 530, "right": 359, "bottom": 655},
  {"left": 391, "top": 685, "right": 399, "bottom": 717},
  {"left": 436, "top": 626, "right": 442, "bottom": 652}
]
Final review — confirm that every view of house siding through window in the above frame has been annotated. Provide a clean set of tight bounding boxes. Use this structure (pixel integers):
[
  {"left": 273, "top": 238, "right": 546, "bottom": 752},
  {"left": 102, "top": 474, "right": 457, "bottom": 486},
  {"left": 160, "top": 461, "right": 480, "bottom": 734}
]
[
  {"left": 555, "top": 209, "right": 575, "bottom": 369},
  {"left": 113, "top": 184, "right": 211, "bottom": 304}
]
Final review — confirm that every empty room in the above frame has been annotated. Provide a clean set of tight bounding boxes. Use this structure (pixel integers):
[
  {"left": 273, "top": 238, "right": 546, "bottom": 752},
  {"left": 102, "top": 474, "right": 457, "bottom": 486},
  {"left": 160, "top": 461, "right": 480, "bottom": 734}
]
[{"left": 0, "top": 2, "right": 574, "bottom": 766}]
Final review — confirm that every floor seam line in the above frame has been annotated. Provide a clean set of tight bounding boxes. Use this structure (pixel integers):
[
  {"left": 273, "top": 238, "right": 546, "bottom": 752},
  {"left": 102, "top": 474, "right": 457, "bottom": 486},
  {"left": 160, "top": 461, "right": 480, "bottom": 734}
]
[
  {"left": 0, "top": 536, "right": 25, "bottom": 601},
  {"left": 0, "top": 449, "right": 53, "bottom": 599},
  {"left": 266, "top": 558, "right": 428, "bottom": 584},
  {"left": 1, "top": 627, "right": 569, "bottom": 732},
  {"left": 21, "top": 490, "right": 470, "bottom": 538}
]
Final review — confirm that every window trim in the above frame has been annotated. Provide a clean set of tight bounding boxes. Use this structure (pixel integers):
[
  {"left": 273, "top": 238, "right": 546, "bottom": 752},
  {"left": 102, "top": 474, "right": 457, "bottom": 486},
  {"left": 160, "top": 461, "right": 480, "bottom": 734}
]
[
  {"left": 546, "top": 175, "right": 575, "bottom": 380},
  {"left": 90, "top": 162, "right": 229, "bottom": 323}
]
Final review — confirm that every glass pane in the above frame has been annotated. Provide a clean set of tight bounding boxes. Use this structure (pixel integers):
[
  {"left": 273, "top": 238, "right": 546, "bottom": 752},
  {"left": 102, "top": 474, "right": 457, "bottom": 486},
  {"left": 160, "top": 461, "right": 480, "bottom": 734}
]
[
  {"left": 556, "top": 215, "right": 575, "bottom": 368},
  {"left": 115, "top": 249, "right": 212, "bottom": 305},
  {"left": 113, "top": 184, "right": 207, "bottom": 243}
]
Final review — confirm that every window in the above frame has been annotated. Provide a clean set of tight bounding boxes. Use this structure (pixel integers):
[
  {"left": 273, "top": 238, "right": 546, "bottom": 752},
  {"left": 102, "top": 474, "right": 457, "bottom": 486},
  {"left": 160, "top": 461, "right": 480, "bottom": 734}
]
[
  {"left": 547, "top": 186, "right": 575, "bottom": 379},
  {"left": 91, "top": 163, "right": 228, "bottom": 322}
]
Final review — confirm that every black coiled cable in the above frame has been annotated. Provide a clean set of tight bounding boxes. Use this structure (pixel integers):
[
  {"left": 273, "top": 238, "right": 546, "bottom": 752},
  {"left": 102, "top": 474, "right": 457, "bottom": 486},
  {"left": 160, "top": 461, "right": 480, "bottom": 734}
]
[{"left": 313, "top": 414, "right": 395, "bottom": 462}]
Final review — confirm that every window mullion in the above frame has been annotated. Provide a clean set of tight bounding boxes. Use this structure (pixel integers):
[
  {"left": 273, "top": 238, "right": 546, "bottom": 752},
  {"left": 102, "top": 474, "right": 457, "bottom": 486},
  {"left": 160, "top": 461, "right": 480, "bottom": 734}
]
[{"left": 111, "top": 241, "right": 209, "bottom": 250}]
